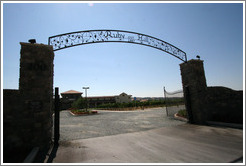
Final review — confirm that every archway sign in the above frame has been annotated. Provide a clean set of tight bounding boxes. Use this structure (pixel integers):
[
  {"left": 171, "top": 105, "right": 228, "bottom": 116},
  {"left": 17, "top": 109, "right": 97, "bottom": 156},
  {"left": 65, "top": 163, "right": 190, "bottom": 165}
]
[{"left": 48, "top": 29, "right": 187, "bottom": 62}]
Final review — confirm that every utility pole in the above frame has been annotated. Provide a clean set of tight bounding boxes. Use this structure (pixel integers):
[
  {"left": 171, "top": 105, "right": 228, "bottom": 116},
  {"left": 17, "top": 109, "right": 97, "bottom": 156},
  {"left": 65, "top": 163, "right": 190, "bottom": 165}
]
[
  {"left": 163, "top": 86, "right": 168, "bottom": 116},
  {"left": 83, "top": 87, "right": 89, "bottom": 111}
]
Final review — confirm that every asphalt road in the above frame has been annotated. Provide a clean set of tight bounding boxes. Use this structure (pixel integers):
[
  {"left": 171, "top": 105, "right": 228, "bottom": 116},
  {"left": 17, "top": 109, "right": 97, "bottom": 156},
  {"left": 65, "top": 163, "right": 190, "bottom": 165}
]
[
  {"left": 59, "top": 106, "right": 185, "bottom": 141},
  {"left": 52, "top": 123, "right": 243, "bottom": 163},
  {"left": 46, "top": 105, "right": 243, "bottom": 163}
]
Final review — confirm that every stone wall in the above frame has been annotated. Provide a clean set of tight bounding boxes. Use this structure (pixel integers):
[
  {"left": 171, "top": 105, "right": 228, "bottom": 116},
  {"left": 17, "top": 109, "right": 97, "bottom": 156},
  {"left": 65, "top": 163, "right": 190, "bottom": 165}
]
[
  {"left": 3, "top": 89, "right": 28, "bottom": 162},
  {"left": 180, "top": 59, "right": 243, "bottom": 125},
  {"left": 19, "top": 42, "right": 54, "bottom": 150},
  {"left": 3, "top": 43, "right": 54, "bottom": 162},
  {"left": 180, "top": 59, "right": 208, "bottom": 124},
  {"left": 206, "top": 86, "right": 243, "bottom": 124}
]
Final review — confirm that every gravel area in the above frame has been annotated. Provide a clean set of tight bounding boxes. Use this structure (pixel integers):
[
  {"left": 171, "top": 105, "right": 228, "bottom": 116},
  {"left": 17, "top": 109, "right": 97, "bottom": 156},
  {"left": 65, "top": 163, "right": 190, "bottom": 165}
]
[{"left": 59, "top": 105, "right": 186, "bottom": 141}]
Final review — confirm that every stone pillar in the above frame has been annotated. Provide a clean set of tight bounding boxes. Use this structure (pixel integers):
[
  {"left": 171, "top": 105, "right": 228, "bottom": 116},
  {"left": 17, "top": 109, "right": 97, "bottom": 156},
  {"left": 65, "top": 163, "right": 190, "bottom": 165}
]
[
  {"left": 19, "top": 42, "right": 54, "bottom": 150},
  {"left": 180, "top": 59, "right": 208, "bottom": 124}
]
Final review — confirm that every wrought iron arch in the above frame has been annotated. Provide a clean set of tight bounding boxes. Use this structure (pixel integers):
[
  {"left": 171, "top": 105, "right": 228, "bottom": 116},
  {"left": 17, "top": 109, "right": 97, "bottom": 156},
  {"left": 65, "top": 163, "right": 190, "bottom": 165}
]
[{"left": 48, "top": 29, "right": 187, "bottom": 62}]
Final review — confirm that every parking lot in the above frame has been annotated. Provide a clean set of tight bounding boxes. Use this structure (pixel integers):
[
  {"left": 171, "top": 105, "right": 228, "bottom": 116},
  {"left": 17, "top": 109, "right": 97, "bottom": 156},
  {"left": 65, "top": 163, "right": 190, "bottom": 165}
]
[
  {"left": 59, "top": 106, "right": 186, "bottom": 141},
  {"left": 49, "top": 105, "right": 243, "bottom": 163}
]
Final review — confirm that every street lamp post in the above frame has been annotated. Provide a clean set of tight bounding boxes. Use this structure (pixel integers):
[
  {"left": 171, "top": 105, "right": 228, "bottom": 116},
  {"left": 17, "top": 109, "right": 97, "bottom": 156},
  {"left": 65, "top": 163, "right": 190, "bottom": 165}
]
[
  {"left": 83, "top": 87, "right": 89, "bottom": 111},
  {"left": 164, "top": 86, "right": 168, "bottom": 116}
]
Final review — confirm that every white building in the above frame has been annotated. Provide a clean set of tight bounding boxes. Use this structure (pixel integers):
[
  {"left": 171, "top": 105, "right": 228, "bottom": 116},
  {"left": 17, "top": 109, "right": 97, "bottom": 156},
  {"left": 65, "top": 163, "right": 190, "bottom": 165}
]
[
  {"left": 115, "top": 92, "right": 132, "bottom": 103},
  {"left": 87, "top": 92, "right": 132, "bottom": 107}
]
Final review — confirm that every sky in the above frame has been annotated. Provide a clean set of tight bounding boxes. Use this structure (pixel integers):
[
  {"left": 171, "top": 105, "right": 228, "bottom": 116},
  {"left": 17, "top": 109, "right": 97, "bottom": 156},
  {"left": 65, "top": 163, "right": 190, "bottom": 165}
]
[{"left": 2, "top": 2, "right": 244, "bottom": 97}]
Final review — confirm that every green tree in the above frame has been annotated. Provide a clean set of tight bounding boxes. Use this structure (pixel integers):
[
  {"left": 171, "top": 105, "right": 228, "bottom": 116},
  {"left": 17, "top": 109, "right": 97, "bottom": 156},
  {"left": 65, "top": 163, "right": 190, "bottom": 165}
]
[{"left": 71, "top": 97, "right": 85, "bottom": 109}]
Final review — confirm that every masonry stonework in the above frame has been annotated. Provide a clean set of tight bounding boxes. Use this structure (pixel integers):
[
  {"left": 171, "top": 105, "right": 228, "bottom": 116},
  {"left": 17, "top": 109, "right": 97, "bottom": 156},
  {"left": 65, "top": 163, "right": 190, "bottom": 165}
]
[
  {"left": 206, "top": 86, "right": 243, "bottom": 124},
  {"left": 3, "top": 90, "right": 25, "bottom": 162},
  {"left": 19, "top": 42, "right": 54, "bottom": 150},
  {"left": 180, "top": 59, "right": 243, "bottom": 125},
  {"left": 3, "top": 43, "right": 54, "bottom": 162},
  {"left": 180, "top": 59, "right": 208, "bottom": 124}
]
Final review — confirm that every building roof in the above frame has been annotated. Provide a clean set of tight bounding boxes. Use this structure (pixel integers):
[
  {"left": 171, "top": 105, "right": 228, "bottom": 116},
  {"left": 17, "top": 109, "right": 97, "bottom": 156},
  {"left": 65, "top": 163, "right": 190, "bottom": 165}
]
[
  {"left": 119, "top": 92, "right": 132, "bottom": 97},
  {"left": 61, "top": 90, "right": 83, "bottom": 94}
]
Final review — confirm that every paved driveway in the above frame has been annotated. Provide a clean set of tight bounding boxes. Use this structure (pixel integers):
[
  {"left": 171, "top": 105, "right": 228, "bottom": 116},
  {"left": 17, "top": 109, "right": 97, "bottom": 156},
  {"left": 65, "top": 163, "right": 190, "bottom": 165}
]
[
  {"left": 59, "top": 106, "right": 185, "bottom": 141},
  {"left": 45, "top": 105, "right": 243, "bottom": 163},
  {"left": 52, "top": 124, "right": 243, "bottom": 163}
]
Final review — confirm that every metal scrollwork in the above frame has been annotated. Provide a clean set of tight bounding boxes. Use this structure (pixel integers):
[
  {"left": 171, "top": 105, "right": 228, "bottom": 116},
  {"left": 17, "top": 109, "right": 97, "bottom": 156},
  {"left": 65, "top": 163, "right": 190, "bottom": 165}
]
[{"left": 48, "top": 30, "right": 187, "bottom": 62}]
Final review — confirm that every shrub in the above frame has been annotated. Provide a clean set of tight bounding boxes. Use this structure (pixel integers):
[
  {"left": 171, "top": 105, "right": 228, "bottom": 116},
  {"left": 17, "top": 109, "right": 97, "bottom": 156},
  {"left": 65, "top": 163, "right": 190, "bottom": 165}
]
[
  {"left": 177, "top": 109, "right": 187, "bottom": 118},
  {"left": 96, "top": 97, "right": 184, "bottom": 109},
  {"left": 71, "top": 97, "right": 85, "bottom": 109}
]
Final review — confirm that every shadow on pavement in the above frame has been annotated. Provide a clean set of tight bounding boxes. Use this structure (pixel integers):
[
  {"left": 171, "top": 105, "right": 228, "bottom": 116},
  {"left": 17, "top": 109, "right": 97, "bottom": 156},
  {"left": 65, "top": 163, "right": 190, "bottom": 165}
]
[
  {"left": 230, "top": 156, "right": 243, "bottom": 163},
  {"left": 34, "top": 143, "right": 59, "bottom": 163},
  {"left": 46, "top": 144, "right": 59, "bottom": 163}
]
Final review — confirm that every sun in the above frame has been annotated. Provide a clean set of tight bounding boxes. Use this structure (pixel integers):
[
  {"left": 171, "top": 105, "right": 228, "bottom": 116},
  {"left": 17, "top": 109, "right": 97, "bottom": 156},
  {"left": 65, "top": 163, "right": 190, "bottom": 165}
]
[{"left": 88, "top": 3, "right": 94, "bottom": 7}]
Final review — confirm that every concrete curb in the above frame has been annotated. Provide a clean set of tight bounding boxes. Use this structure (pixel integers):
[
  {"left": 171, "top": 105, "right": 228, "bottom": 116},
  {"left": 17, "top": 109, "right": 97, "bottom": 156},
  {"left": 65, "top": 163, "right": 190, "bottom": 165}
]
[
  {"left": 174, "top": 113, "right": 188, "bottom": 122},
  {"left": 69, "top": 110, "right": 98, "bottom": 116},
  {"left": 23, "top": 147, "right": 39, "bottom": 163}
]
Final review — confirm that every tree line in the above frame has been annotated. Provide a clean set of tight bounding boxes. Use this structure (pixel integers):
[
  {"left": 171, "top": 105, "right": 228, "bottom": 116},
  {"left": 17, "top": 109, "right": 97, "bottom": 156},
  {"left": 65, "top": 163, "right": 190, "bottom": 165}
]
[{"left": 71, "top": 97, "right": 184, "bottom": 110}]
